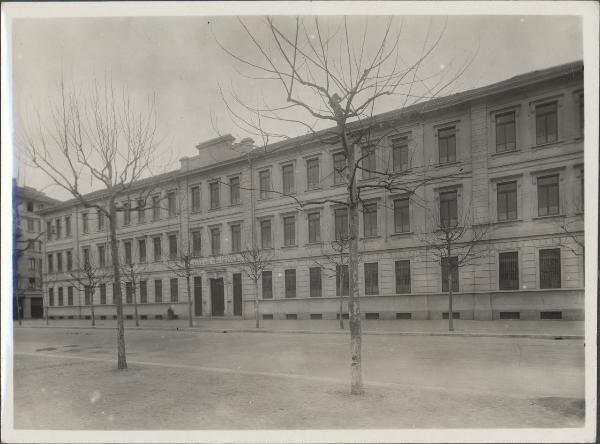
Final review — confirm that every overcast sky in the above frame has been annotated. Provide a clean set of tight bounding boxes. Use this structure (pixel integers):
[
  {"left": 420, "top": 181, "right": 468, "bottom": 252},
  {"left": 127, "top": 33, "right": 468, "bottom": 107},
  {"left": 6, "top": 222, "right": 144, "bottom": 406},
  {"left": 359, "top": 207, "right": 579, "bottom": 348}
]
[{"left": 10, "top": 14, "right": 582, "bottom": 200}]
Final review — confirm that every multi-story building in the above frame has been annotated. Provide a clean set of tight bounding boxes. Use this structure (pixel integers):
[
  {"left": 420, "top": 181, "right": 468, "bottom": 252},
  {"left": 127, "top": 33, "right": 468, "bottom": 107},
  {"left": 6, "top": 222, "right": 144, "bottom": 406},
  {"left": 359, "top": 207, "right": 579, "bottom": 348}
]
[
  {"left": 38, "top": 61, "right": 585, "bottom": 321},
  {"left": 13, "top": 181, "right": 61, "bottom": 319}
]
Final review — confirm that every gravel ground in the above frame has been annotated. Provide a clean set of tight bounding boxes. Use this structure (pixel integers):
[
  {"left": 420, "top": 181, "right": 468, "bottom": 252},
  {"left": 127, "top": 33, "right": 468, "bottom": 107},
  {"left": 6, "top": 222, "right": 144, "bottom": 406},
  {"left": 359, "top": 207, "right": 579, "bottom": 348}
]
[{"left": 11, "top": 327, "right": 585, "bottom": 430}]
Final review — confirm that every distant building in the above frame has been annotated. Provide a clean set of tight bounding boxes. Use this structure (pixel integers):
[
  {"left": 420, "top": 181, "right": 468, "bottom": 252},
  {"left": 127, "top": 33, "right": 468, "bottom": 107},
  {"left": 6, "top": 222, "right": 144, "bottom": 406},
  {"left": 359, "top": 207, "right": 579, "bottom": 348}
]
[
  {"left": 38, "top": 61, "right": 584, "bottom": 321},
  {"left": 13, "top": 182, "right": 61, "bottom": 319}
]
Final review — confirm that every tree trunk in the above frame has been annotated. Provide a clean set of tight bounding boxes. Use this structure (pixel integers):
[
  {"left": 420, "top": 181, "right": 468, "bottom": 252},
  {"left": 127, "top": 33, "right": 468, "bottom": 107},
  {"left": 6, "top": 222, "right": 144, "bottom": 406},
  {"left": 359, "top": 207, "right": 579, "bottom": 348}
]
[
  {"left": 254, "top": 280, "right": 260, "bottom": 328},
  {"left": 338, "top": 269, "right": 344, "bottom": 330},
  {"left": 45, "top": 305, "right": 49, "bottom": 325},
  {"left": 346, "top": 140, "right": 363, "bottom": 395},
  {"left": 109, "top": 200, "right": 127, "bottom": 370},
  {"left": 186, "top": 272, "right": 192, "bottom": 328},
  {"left": 133, "top": 283, "right": 139, "bottom": 327},
  {"left": 91, "top": 293, "right": 96, "bottom": 327},
  {"left": 448, "top": 270, "right": 454, "bottom": 332}
]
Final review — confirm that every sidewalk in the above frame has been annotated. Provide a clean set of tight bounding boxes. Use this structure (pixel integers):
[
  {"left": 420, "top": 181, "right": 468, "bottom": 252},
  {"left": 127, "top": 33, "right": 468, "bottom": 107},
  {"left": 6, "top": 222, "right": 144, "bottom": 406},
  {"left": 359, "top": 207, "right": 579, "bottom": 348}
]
[{"left": 13, "top": 318, "right": 585, "bottom": 339}]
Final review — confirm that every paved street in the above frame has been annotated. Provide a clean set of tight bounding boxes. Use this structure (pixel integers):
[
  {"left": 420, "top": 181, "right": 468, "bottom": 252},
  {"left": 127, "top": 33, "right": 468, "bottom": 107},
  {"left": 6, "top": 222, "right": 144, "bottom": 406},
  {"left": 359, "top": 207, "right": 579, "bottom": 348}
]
[{"left": 12, "top": 326, "right": 585, "bottom": 429}]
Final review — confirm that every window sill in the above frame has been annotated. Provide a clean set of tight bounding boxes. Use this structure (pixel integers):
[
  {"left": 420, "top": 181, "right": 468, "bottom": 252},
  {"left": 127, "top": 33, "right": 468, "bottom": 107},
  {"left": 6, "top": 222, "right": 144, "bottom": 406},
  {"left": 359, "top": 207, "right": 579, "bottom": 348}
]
[
  {"left": 330, "top": 182, "right": 346, "bottom": 189},
  {"left": 305, "top": 242, "right": 324, "bottom": 247},
  {"left": 391, "top": 231, "right": 413, "bottom": 237},
  {"left": 362, "top": 235, "right": 382, "bottom": 240},
  {"left": 434, "top": 161, "right": 461, "bottom": 169},
  {"left": 207, "top": 207, "right": 222, "bottom": 212},
  {"left": 304, "top": 187, "right": 322, "bottom": 193},
  {"left": 491, "top": 149, "right": 520, "bottom": 157},
  {"left": 229, "top": 203, "right": 242, "bottom": 208},
  {"left": 281, "top": 245, "right": 298, "bottom": 249},
  {"left": 493, "top": 218, "right": 523, "bottom": 225},
  {"left": 532, "top": 140, "right": 562, "bottom": 149},
  {"left": 532, "top": 214, "right": 563, "bottom": 221},
  {"left": 191, "top": 209, "right": 202, "bottom": 214}
]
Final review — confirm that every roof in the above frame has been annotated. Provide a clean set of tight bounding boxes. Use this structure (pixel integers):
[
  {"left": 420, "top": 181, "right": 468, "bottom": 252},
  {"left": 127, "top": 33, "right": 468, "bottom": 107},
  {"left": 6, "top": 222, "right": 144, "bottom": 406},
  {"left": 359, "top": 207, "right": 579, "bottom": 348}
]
[
  {"left": 37, "top": 60, "right": 583, "bottom": 215},
  {"left": 14, "top": 184, "right": 62, "bottom": 206}
]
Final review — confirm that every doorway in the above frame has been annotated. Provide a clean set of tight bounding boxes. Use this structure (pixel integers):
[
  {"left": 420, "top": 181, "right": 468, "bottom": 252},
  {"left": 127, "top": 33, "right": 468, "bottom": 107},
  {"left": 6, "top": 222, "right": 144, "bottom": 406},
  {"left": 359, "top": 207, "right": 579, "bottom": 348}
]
[
  {"left": 210, "top": 278, "right": 224, "bottom": 316},
  {"left": 30, "top": 297, "right": 43, "bottom": 319},
  {"left": 233, "top": 273, "right": 242, "bottom": 316},
  {"left": 194, "top": 277, "right": 202, "bottom": 316}
]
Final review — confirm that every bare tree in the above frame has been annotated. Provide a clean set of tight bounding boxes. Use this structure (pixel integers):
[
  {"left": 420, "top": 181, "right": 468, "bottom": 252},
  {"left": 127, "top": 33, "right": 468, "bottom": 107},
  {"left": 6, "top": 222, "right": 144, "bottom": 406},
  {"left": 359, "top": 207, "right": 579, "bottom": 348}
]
[
  {"left": 67, "top": 255, "right": 111, "bottom": 327},
  {"left": 238, "top": 246, "right": 273, "bottom": 328},
  {"left": 119, "top": 255, "right": 148, "bottom": 328},
  {"left": 215, "top": 16, "right": 473, "bottom": 394},
  {"left": 419, "top": 205, "right": 488, "bottom": 331},
  {"left": 21, "top": 74, "right": 160, "bottom": 369}
]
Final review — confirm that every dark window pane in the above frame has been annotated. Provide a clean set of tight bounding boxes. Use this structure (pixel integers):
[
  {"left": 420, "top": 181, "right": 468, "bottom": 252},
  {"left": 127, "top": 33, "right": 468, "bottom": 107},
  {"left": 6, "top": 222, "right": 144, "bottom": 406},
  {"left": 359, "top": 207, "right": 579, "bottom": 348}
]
[
  {"left": 395, "top": 260, "right": 411, "bottom": 294},
  {"left": 540, "top": 249, "right": 561, "bottom": 289},
  {"left": 499, "top": 252, "right": 519, "bottom": 290},
  {"left": 364, "top": 263, "right": 379, "bottom": 295},
  {"left": 441, "top": 257, "right": 459, "bottom": 292},
  {"left": 285, "top": 269, "right": 296, "bottom": 298},
  {"left": 262, "top": 271, "right": 273, "bottom": 299}
]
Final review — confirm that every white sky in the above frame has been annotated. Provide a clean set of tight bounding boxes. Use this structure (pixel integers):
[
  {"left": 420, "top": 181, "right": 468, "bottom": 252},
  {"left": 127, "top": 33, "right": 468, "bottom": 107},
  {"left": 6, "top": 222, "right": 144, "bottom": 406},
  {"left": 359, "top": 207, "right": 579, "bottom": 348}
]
[{"left": 9, "top": 12, "right": 582, "bottom": 200}]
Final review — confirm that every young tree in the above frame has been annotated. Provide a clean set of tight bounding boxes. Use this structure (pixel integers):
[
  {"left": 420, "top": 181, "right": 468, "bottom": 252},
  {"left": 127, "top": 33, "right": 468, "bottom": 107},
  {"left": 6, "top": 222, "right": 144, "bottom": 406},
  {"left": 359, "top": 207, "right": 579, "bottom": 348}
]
[
  {"left": 119, "top": 244, "right": 149, "bottom": 328},
  {"left": 67, "top": 255, "right": 111, "bottom": 327},
  {"left": 165, "top": 252, "right": 194, "bottom": 327},
  {"left": 215, "top": 16, "right": 472, "bottom": 394},
  {"left": 419, "top": 205, "right": 488, "bottom": 331},
  {"left": 239, "top": 246, "right": 273, "bottom": 328},
  {"left": 21, "top": 75, "right": 160, "bottom": 369}
]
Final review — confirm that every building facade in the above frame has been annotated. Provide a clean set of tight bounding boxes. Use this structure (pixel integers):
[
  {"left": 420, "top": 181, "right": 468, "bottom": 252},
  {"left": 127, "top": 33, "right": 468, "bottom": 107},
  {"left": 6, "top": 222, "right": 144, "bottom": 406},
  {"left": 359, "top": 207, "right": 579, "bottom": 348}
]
[
  {"left": 14, "top": 182, "right": 60, "bottom": 319},
  {"left": 38, "top": 61, "right": 585, "bottom": 321}
]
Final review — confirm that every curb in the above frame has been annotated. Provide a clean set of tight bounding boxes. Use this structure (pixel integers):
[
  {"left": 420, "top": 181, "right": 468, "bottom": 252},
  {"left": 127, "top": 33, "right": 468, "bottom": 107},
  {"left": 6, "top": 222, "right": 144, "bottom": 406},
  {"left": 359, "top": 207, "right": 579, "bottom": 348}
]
[{"left": 14, "top": 324, "right": 584, "bottom": 340}]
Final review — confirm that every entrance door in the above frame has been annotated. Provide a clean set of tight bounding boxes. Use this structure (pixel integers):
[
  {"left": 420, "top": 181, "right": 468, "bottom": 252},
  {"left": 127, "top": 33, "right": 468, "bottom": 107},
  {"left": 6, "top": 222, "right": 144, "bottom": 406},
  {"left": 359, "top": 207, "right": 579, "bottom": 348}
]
[
  {"left": 210, "top": 278, "right": 224, "bottom": 316},
  {"left": 194, "top": 277, "right": 202, "bottom": 316},
  {"left": 30, "top": 297, "right": 43, "bottom": 318},
  {"left": 233, "top": 273, "right": 242, "bottom": 316}
]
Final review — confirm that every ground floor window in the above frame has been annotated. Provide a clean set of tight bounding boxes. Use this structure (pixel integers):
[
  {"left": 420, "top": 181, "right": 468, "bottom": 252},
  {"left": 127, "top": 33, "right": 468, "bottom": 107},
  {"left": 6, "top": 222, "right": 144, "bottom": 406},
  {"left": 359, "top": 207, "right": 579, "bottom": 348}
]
[
  {"left": 285, "top": 269, "right": 296, "bottom": 298},
  {"left": 170, "top": 278, "right": 179, "bottom": 302},
  {"left": 336, "top": 265, "right": 349, "bottom": 296},
  {"left": 540, "top": 248, "right": 561, "bottom": 289},
  {"left": 68, "top": 286, "right": 74, "bottom": 306},
  {"left": 499, "top": 252, "right": 519, "bottom": 290},
  {"left": 364, "top": 263, "right": 379, "bottom": 295},
  {"left": 395, "top": 260, "right": 411, "bottom": 294},
  {"left": 154, "top": 279, "right": 162, "bottom": 303},
  {"left": 99, "top": 284, "right": 106, "bottom": 305},
  {"left": 441, "top": 257, "right": 459, "bottom": 292},
  {"left": 309, "top": 267, "right": 322, "bottom": 297},
  {"left": 140, "top": 281, "right": 147, "bottom": 303}
]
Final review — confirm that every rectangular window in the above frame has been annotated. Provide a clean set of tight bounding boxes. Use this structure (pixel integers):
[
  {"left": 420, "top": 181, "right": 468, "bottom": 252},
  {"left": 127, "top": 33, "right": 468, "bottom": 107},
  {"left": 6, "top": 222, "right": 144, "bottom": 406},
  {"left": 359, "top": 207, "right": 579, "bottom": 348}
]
[
  {"left": 230, "top": 176, "right": 240, "bottom": 205},
  {"left": 308, "top": 212, "right": 321, "bottom": 243},
  {"left": 82, "top": 213, "right": 89, "bottom": 234},
  {"left": 84, "top": 286, "right": 91, "bottom": 305},
  {"left": 540, "top": 249, "right": 561, "bottom": 289},
  {"left": 440, "top": 191, "right": 458, "bottom": 228},
  {"left": 210, "top": 182, "right": 220, "bottom": 209},
  {"left": 137, "top": 199, "right": 145, "bottom": 224},
  {"left": 283, "top": 216, "right": 295, "bottom": 246},
  {"left": 83, "top": 248, "right": 90, "bottom": 268},
  {"left": 499, "top": 252, "right": 519, "bottom": 290},
  {"left": 262, "top": 271, "right": 273, "bottom": 299},
  {"left": 124, "top": 241, "right": 132, "bottom": 265},
  {"left": 97, "top": 210, "right": 104, "bottom": 231},
  {"left": 65, "top": 216, "right": 71, "bottom": 237},
  {"left": 191, "top": 185, "right": 201, "bottom": 212},
  {"left": 125, "top": 282, "right": 133, "bottom": 304},
  {"left": 363, "top": 203, "right": 378, "bottom": 237},
  {"left": 231, "top": 224, "right": 242, "bottom": 253},
  {"left": 495, "top": 111, "right": 516, "bottom": 152},
  {"left": 26, "top": 201, "right": 34, "bottom": 212},
  {"left": 27, "top": 218, "right": 34, "bottom": 232},
  {"left": 260, "top": 220, "right": 272, "bottom": 249},
  {"left": 361, "top": 146, "right": 376, "bottom": 179},
  {"left": 112, "top": 283, "right": 118, "bottom": 304},
  {"left": 68, "top": 286, "right": 74, "bottom": 306},
  {"left": 123, "top": 202, "right": 131, "bottom": 226},
  {"left": 57, "top": 252, "right": 63, "bottom": 272},
  {"left": 192, "top": 231, "right": 202, "bottom": 257},
  {"left": 333, "top": 152, "right": 346, "bottom": 185},
  {"left": 140, "top": 280, "right": 147, "bottom": 303},
  {"left": 392, "top": 137, "right": 409, "bottom": 172},
  {"left": 282, "top": 164, "right": 294, "bottom": 194},
  {"left": 441, "top": 257, "right": 459, "bottom": 292},
  {"left": 285, "top": 269, "right": 296, "bottom": 298},
  {"left": 395, "top": 260, "right": 411, "bottom": 294},
  {"left": 55, "top": 218, "right": 61, "bottom": 239},
  {"left": 99, "top": 284, "right": 106, "bottom": 305},
  {"left": 364, "top": 263, "right": 379, "bottom": 295},
  {"left": 152, "top": 195, "right": 160, "bottom": 221},
  {"left": 154, "top": 279, "right": 163, "bottom": 303},
  {"left": 153, "top": 237, "right": 162, "bottom": 261},
  {"left": 259, "top": 170, "right": 271, "bottom": 199},
  {"left": 497, "top": 181, "right": 518, "bottom": 221},
  {"left": 309, "top": 267, "right": 322, "bottom": 297},
  {"left": 335, "top": 208, "right": 349, "bottom": 240},
  {"left": 538, "top": 175, "right": 559, "bottom": 216},
  {"left": 168, "top": 234, "right": 178, "bottom": 259},
  {"left": 66, "top": 251, "right": 72, "bottom": 271},
  {"left": 49, "top": 288, "right": 54, "bottom": 306},
  {"left": 47, "top": 221, "right": 53, "bottom": 241},
  {"left": 138, "top": 239, "right": 146, "bottom": 263},
  {"left": 167, "top": 191, "right": 177, "bottom": 217},
  {"left": 307, "top": 158, "right": 320, "bottom": 190},
  {"left": 47, "top": 253, "right": 54, "bottom": 273},
  {"left": 170, "top": 278, "right": 178, "bottom": 302},
  {"left": 394, "top": 198, "right": 410, "bottom": 233},
  {"left": 29, "top": 258, "right": 36, "bottom": 270},
  {"left": 28, "top": 277, "right": 36, "bottom": 289},
  {"left": 536, "top": 102, "right": 558, "bottom": 145},
  {"left": 438, "top": 126, "right": 457, "bottom": 164},
  {"left": 98, "top": 245, "right": 106, "bottom": 268},
  {"left": 58, "top": 287, "right": 64, "bottom": 306},
  {"left": 211, "top": 228, "right": 221, "bottom": 255}
]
